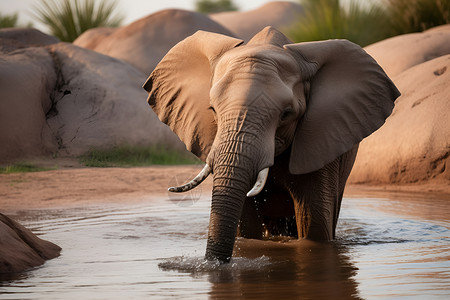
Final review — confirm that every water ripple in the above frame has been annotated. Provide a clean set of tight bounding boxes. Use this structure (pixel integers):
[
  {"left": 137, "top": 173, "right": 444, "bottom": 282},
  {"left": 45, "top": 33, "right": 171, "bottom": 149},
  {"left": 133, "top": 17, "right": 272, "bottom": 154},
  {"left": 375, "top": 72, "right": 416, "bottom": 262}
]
[{"left": 1, "top": 196, "right": 449, "bottom": 299}]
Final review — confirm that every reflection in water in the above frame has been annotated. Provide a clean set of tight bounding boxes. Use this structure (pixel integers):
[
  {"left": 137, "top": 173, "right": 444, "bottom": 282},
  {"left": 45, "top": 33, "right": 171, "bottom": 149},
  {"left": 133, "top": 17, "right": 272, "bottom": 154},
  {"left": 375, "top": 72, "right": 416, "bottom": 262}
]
[
  {"left": 0, "top": 195, "right": 449, "bottom": 299},
  {"left": 216, "top": 240, "right": 359, "bottom": 299},
  {"left": 160, "top": 240, "right": 360, "bottom": 299}
]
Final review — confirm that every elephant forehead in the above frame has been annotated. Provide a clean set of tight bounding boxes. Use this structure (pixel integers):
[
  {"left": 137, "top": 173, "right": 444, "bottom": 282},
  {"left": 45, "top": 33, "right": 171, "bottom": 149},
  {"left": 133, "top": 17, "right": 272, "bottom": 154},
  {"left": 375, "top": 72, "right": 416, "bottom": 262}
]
[{"left": 214, "top": 45, "right": 300, "bottom": 79}]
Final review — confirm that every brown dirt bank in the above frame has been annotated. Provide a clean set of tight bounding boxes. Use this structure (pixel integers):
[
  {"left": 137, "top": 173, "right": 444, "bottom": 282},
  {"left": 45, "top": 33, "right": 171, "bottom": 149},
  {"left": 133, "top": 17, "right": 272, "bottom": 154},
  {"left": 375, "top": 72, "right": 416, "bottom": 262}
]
[
  {"left": 1, "top": 162, "right": 448, "bottom": 213},
  {"left": 0, "top": 163, "right": 211, "bottom": 212}
]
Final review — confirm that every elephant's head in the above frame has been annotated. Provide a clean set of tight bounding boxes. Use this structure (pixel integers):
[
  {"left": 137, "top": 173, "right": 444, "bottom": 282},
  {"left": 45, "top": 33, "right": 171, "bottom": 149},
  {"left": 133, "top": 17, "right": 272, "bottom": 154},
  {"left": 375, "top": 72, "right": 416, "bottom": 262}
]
[{"left": 143, "top": 27, "right": 400, "bottom": 263}]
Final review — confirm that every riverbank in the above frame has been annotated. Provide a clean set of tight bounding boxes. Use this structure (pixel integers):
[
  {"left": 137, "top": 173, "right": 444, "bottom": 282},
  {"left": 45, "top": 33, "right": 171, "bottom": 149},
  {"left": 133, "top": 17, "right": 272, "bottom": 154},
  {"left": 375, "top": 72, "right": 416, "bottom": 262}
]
[{"left": 1, "top": 163, "right": 448, "bottom": 212}]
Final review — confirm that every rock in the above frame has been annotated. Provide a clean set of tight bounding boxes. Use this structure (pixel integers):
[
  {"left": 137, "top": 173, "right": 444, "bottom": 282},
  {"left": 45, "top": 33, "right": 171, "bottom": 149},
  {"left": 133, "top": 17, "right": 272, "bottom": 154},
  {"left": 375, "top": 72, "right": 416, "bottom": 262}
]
[
  {"left": 45, "top": 42, "right": 183, "bottom": 156},
  {"left": 0, "top": 213, "right": 61, "bottom": 275},
  {"left": 0, "top": 46, "right": 58, "bottom": 161},
  {"left": 210, "top": 1, "right": 304, "bottom": 41},
  {"left": 0, "top": 29, "right": 184, "bottom": 163},
  {"left": 0, "top": 28, "right": 59, "bottom": 52},
  {"left": 426, "top": 24, "right": 450, "bottom": 33},
  {"left": 349, "top": 30, "right": 450, "bottom": 185},
  {"left": 364, "top": 26, "right": 450, "bottom": 78},
  {"left": 71, "top": 27, "right": 116, "bottom": 49},
  {"left": 74, "top": 9, "right": 234, "bottom": 74}
]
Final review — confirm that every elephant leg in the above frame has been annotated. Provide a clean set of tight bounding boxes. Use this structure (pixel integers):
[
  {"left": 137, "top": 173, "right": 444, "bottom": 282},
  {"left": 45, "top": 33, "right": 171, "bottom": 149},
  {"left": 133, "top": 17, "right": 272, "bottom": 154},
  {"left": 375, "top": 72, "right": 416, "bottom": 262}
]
[
  {"left": 289, "top": 145, "right": 359, "bottom": 241},
  {"left": 333, "top": 144, "right": 359, "bottom": 234},
  {"left": 291, "top": 169, "right": 339, "bottom": 240}
]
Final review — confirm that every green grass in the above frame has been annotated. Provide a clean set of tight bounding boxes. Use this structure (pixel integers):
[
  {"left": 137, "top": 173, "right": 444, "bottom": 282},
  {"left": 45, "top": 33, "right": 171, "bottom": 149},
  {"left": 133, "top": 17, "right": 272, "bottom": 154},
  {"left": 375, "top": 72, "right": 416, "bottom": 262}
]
[
  {"left": 79, "top": 145, "right": 201, "bottom": 167},
  {"left": 0, "top": 163, "right": 53, "bottom": 174}
]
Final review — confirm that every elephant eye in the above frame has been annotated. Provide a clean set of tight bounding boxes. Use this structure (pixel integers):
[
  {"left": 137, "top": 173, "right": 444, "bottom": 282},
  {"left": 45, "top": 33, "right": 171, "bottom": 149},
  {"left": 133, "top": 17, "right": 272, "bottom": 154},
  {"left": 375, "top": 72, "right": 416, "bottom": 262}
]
[
  {"left": 280, "top": 107, "right": 293, "bottom": 122},
  {"left": 209, "top": 106, "right": 216, "bottom": 114}
]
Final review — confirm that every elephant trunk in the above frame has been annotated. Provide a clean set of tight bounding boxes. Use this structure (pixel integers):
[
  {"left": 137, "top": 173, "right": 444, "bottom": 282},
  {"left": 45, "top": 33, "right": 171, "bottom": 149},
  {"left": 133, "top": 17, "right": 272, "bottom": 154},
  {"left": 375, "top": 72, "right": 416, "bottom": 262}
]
[
  {"left": 204, "top": 132, "right": 266, "bottom": 263},
  {"left": 204, "top": 110, "right": 275, "bottom": 263},
  {"left": 205, "top": 159, "right": 254, "bottom": 263}
]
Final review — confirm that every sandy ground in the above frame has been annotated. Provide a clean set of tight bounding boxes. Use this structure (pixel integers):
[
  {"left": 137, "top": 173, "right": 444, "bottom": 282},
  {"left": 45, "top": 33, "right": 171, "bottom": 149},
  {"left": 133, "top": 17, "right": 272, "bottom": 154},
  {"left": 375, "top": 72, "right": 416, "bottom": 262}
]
[{"left": 1, "top": 159, "right": 448, "bottom": 212}]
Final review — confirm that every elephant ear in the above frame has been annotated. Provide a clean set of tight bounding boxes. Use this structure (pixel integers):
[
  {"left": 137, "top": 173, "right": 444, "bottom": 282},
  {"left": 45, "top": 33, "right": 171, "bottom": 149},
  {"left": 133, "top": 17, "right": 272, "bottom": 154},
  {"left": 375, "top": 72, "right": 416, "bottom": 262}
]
[
  {"left": 284, "top": 40, "right": 400, "bottom": 174},
  {"left": 143, "top": 31, "right": 243, "bottom": 162}
]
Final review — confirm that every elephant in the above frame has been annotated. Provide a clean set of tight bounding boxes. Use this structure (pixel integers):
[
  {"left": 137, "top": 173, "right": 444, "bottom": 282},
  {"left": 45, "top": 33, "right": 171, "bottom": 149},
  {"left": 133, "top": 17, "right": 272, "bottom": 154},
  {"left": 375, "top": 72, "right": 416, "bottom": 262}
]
[{"left": 143, "top": 26, "right": 400, "bottom": 263}]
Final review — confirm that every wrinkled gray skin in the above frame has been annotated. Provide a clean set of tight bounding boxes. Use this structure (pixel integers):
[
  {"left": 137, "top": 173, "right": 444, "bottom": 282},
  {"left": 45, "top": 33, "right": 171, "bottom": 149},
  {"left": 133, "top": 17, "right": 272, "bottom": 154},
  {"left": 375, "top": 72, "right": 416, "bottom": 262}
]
[{"left": 144, "top": 27, "right": 400, "bottom": 263}]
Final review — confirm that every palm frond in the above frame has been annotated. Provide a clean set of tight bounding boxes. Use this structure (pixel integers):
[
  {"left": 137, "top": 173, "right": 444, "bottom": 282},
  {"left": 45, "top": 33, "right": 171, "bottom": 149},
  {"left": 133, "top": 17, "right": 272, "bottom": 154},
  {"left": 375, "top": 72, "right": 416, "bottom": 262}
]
[{"left": 32, "top": 0, "right": 124, "bottom": 42}]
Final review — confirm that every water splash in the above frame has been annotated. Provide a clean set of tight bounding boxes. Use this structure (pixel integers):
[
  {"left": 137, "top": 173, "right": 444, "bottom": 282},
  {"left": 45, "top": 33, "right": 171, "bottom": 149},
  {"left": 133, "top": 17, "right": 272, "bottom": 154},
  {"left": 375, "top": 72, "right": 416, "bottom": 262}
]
[{"left": 158, "top": 255, "right": 273, "bottom": 273}]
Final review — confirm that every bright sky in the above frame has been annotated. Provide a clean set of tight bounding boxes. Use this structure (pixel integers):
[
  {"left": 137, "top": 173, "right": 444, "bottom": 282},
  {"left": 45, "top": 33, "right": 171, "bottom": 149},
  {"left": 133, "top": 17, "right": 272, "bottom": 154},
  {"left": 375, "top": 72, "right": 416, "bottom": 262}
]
[{"left": 1, "top": 0, "right": 281, "bottom": 33}]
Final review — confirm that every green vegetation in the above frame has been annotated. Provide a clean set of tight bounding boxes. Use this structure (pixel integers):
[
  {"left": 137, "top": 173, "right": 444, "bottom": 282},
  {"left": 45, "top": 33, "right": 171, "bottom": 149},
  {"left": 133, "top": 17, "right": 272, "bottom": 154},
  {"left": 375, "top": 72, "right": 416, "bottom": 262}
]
[
  {"left": 0, "top": 12, "right": 33, "bottom": 28},
  {"left": 196, "top": 0, "right": 238, "bottom": 13},
  {"left": 79, "top": 145, "right": 200, "bottom": 167},
  {"left": 32, "top": 0, "right": 124, "bottom": 42},
  {"left": 0, "top": 163, "right": 53, "bottom": 174},
  {"left": 288, "top": 0, "right": 386, "bottom": 47},
  {"left": 289, "top": 0, "right": 450, "bottom": 47},
  {"left": 385, "top": 0, "right": 450, "bottom": 35},
  {"left": 0, "top": 12, "right": 19, "bottom": 28}
]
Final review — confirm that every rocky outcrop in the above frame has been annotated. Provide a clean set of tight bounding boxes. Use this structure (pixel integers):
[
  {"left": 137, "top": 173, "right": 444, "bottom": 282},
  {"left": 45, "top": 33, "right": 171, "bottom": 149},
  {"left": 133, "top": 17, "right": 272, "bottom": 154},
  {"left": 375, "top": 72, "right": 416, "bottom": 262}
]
[
  {"left": 0, "top": 213, "right": 61, "bottom": 275},
  {"left": 0, "top": 27, "right": 59, "bottom": 52},
  {"left": 44, "top": 42, "right": 182, "bottom": 156},
  {"left": 0, "top": 28, "right": 183, "bottom": 163},
  {"left": 210, "top": 1, "right": 303, "bottom": 41},
  {"left": 364, "top": 27, "right": 450, "bottom": 78},
  {"left": 0, "top": 46, "right": 58, "bottom": 161},
  {"left": 349, "top": 27, "right": 450, "bottom": 185},
  {"left": 74, "top": 9, "right": 234, "bottom": 74}
]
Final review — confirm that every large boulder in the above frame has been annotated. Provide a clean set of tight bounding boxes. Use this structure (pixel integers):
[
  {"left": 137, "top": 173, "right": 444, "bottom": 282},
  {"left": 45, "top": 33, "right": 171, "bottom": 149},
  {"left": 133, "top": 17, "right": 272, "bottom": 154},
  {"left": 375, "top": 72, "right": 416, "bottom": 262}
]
[
  {"left": 0, "top": 213, "right": 61, "bottom": 274},
  {"left": 0, "top": 27, "right": 59, "bottom": 52},
  {"left": 45, "top": 42, "right": 182, "bottom": 156},
  {"left": 0, "top": 46, "right": 58, "bottom": 161},
  {"left": 74, "top": 9, "right": 234, "bottom": 74},
  {"left": 210, "top": 1, "right": 303, "bottom": 41},
  {"left": 71, "top": 27, "right": 116, "bottom": 50},
  {"left": 364, "top": 27, "right": 450, "bottom": 78},
  {"left": 349, "top": 28, "right": 450, "bottom": 185},
  {"left": 0, "top": 28, "right": 183, "bottom": 163}
]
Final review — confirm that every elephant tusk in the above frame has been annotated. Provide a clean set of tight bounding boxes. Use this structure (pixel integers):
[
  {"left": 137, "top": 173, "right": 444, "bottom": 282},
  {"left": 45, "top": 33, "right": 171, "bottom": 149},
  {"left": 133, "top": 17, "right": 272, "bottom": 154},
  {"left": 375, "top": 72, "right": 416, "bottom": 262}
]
[
  {"left": 168, "top": 164, "right": 211, "bottom": 193},
  {"left": 246, "top": 168, "right": 269, "bottom": 197}
]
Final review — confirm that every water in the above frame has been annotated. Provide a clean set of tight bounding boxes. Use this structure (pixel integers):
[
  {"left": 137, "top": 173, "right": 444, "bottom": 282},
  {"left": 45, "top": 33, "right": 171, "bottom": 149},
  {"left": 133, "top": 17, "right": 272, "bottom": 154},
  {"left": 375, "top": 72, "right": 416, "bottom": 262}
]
[{"left": 1, "top": 193, "right": 449, "bottom": 299}]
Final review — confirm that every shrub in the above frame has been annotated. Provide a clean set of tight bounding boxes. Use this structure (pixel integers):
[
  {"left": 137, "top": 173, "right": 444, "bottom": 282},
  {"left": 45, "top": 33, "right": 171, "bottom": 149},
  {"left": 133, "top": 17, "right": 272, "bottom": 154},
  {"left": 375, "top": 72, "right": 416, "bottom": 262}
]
[
  {"left": 288, "top": 0, "right": 388, "bottom": 47},
  {"left": 384, "top": 0, "right": 450, "bottom": 35},
  {"left": 288, "top": 0, "right": 450, "bottom": 47},
  {"left": 0, "top": 13, "right": 19, "bottom": 28},
  {"left": 195, "top": 0, "right": 239, "bottom": 14}
]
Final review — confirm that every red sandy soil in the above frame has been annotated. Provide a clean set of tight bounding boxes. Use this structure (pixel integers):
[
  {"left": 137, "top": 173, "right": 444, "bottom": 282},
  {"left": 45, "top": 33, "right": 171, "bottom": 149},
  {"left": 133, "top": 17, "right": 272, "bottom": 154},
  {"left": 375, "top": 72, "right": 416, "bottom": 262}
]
[{"left": 0, "top": 159, "right": 448, "bottom": 212}]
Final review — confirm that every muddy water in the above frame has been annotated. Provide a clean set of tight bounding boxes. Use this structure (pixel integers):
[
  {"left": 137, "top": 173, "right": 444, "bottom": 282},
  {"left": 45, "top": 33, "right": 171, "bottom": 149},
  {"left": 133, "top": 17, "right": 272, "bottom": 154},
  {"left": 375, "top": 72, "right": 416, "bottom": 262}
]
[{"left": 1, "top": 193, "right": 449, "bottom": 299}]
